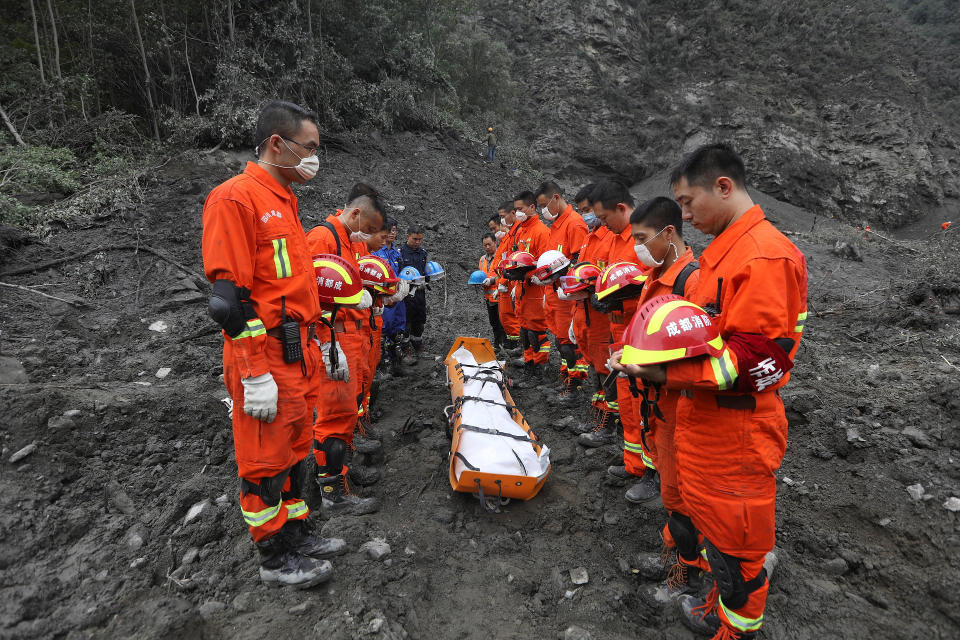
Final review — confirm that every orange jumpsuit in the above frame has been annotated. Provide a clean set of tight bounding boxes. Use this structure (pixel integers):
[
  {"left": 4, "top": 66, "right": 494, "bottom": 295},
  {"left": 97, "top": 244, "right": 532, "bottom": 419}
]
[
  {"left": 664, "top": 205, "right": 807, "bottom": 636},
  {"left": 512, "top": 216, "right": 552, "bottom": 364},
  {"left": 305, "top": 216, "right": 368, "bottom": 474},
  {"left": 571, "top": 226, "right": 613, "bottom": 408},
  {"left": 494, "top": 229, "right": 521, "bottom": 346},
  {"left": 602, "top": 225, "right": 648, "bottom": 470},
  {"left": 630, "top": 247, "right": 699, "bottom": 496},
  {"left": 544, "top": 205, "right": 588, "bottom": 377},
  {"left": 360, "top": 301, "right": 383, "bottom": 422},
  {"left": 202, "top": 162, "right": 319, "bottom": 541}
]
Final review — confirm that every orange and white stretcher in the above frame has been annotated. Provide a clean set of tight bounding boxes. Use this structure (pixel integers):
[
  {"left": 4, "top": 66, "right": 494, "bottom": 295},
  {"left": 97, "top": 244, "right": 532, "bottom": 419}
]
[{"left": 443, "top": 337, "right": 551, "bottom": 511}]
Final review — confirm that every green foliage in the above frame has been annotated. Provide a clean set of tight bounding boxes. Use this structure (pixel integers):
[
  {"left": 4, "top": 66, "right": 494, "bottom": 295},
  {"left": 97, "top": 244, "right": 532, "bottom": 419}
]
[{"left": 0, "top": 145, "right": 80, "bottom": 195}]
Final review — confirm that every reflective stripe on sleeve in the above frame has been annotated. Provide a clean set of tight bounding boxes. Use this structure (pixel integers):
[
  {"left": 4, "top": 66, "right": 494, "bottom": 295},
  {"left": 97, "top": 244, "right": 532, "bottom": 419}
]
[
  {"left": 708, "top": 349, "right": 737, "bottom": 390},
  {"left": 232, "top": 319, "right": 267, "bottom": 340},
  {"left": 272, "top": 238, "right": 293, "bottom": 278},
  {"left": 794, "top": 310, "right": 808, "bottom": 333}
]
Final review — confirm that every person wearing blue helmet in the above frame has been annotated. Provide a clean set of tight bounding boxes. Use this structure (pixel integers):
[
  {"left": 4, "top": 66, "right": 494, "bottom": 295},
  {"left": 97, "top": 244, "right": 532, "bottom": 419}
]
[
  {"left": 479, "top": 232, "right": 507, "bottom": 349},
  {"left": 400, "top": 225, "right": 429, "bottom": 364},
  {"left": 374, "top": 217, "right": 406, "bottom": 376}
]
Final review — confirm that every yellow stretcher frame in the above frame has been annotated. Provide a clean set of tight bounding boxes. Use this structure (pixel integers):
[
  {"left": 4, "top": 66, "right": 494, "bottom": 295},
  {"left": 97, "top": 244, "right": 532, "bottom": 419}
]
[{"left": 444, "top": 336, "right": 550, "bottom": 503}]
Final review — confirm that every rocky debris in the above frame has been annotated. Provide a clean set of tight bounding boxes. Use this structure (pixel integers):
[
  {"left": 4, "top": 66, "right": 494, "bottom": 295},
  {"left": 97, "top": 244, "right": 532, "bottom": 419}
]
[
  {"left": 184, "top": 499, "right": 211, "bottom": 525},
  {"left": 156, "top": 367, "right": 172, "bottom": 379},
  {"left": 148, "top": 320, "right": 169, "bottom": 332},
  {"left": 562, "top": 625, "right": 592, "bottom": 640},
  {"left": 104, "top": 480, "right": 136, "bottom": 515},
  {"left": 907, "top": 483, "right": 925, "bottom": 501},
  {"left": 902, "top": 425, "right": 935, "bottom": 449},
  {"left": 569, "top": 567, "right": 589, "bottom": 585},
  {"left": 0, "top": 355, "right": 29, "bottom": 383},
  {"left": 823, "top": 557, "right": 849, "bottom": 576},
  {"left": 833, "top": 240, "right": 863, "bottom": 261},
  {"left": 181, "top": 547, "right": 200, "bottom": 566},
  {"left": 944, "top": 497, "right": 960, "bottom": 512},
  {"left": 125, "top": 523, "right": 149, "bottom": 551},
  {"left": 198, "top": 601, "right": 227, "bottom": 619},
  {"left": 9, "top": 442, "right": 37, "bottom": 463},
  {"left": 360, "top": 539, "right": 392, "bottom": 560}
]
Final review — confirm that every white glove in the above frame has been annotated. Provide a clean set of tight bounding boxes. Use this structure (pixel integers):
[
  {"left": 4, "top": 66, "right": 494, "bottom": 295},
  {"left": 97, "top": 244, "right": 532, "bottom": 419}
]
[
  {"left": 356, "top": 289, "right": 373, "bottom": 310},
  {"left": 383, "top": 280, "right": 409, "bottom": 306},
  {"left": 320, "top": 340, "right": 350, "bottom": 381},
  {"left": 530, "top": 276, "right": 543, "bottom": 286},
  {"left": 497, "top": 283, "right": 508, "bottom": 293},
  {"left": 510, "top": 288, "right": 516, "bottom": 303},
  {"left": 483, "top": 277, "right": 495, "bottom": 286},
  {"left": 491, "top": 290, "right": 499, "bottom": 301},
  {"left": 241, "top": 373, "right": 278, "bottom": 423},
  {"left": 373, "top": 305, "right": 384, "bottom": 316},
  {"left": 568, "top": 322, "right": 577, "bottom": 345},
  {"left": 557, "top": 288, "right": 570, "bottom": 301}
]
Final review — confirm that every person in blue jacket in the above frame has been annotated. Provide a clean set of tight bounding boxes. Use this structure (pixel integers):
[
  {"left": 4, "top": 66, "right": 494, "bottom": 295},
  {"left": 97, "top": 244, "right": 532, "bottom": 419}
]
[
  {"left": 400, "top": 225, "right": 429, "bottom": 364},
  {"left": 374, "top": 217, "right": 406, "bottom": 376}
]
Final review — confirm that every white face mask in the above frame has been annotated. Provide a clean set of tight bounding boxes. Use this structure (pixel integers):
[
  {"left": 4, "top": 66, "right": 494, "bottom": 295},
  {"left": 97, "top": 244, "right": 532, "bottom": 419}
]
[
  {"left": 350, "top": 230, "right": 372, "bottom": 243},
  {"left": 259, "top": 137, "right": 319, "bottom": 180},
  {"left": 500, "top": 217, "right": 507, "bottom": 227},
  {"left": 633, "top": 228, "right": 677, "bottom": 267},
  {"left": 541, "top": 205, "right": 557, "bottom": 223},
  {"left": 495, "top": 230, "right": 506, "bottom": 240},
  {"left": 515, "top": 210, "right": 528, "bottom": 223}
]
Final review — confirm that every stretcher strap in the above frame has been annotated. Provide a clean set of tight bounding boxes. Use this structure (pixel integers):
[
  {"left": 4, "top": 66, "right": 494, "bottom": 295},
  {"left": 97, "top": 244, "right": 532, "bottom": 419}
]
[
  {"left": 458, "top": 423, "right": 538, "bottom": 444},
  {"left": 455, "top": 395, "right": 520, "bottom": 415},
  {"left": 454, "top": 451, "right": 479, "bottom": 471}
]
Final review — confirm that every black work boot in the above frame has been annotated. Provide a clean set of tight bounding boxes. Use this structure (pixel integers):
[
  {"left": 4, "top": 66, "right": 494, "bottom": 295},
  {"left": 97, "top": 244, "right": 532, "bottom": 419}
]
[
  {"left": 515, "top": 362, "right": 544, "bottom": 389},
  {"left": 389, "top": 344, "right": 405, "bottom": 377},
  {"left": 352, "top": 434, "right": 381, "bottom": 455},
  {"left": 607, "top": 464, "right": 631, "bottom": 480},
  {"left": 348, "top": 464, "right": 381, "bottom": 486},
  {"left": 678, "top": 592, "right": 722, "bottom": 637},
  {"left": 625, "top": 469, "right": 661, "bottom": 504},
  {"left": 279, "top": 518, "right": 346, "bottom": 559},
  {"left": 316, "top": 473, "right": 379, "bottom": 517},
  {"left": 578, "top": 414, "right": 618, "bottom": 447},
  {"left": 256, "top": 534, "right": 333, "bottom": 588}
]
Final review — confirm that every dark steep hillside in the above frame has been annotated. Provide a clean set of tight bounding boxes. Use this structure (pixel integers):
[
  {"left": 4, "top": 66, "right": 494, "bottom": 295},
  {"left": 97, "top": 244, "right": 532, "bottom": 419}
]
[{"left": 477, "top": 0, "right": 960, "bottom": 228}]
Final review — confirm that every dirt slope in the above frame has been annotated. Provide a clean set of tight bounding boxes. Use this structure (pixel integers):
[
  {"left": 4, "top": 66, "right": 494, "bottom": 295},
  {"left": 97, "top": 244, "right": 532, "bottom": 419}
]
[{"left": 1, "top": 137, "right": 958, "bottom": 639}]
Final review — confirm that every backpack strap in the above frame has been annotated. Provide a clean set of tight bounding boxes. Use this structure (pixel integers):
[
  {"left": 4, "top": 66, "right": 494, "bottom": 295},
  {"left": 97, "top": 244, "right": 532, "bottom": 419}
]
[
  {"left": 319, "top": 221, "right": 341, "bottom": 256},
  {"left": 672, "top": 261, "right": 699, "bottom": 297}
]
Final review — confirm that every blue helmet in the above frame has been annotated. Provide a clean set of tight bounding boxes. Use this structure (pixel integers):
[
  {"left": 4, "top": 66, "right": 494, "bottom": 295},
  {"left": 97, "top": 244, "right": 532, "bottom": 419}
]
[
  {"left": 399, "top": 266, "right": 425, "bottom": 285},
  {"left": 468, "top": 270, "right": 487, "bottom": 285},
  {"left": 425, "top": 260, "right": 445, "bottom": 279}
]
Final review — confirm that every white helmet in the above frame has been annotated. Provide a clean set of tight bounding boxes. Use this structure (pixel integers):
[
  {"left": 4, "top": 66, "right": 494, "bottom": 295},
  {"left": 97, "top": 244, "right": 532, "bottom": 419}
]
[{"left": 529, "top": 250, "right": 570, "bottom": 285}]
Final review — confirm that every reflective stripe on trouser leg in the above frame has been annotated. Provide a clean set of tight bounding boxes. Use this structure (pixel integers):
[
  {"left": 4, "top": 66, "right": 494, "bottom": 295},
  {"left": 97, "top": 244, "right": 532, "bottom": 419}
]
[
  {"left": 531, "top": 330, "right": 550, "bottom": 365},
  {"left": 718, "top": 556, "right": 768, "bottom": 634}
]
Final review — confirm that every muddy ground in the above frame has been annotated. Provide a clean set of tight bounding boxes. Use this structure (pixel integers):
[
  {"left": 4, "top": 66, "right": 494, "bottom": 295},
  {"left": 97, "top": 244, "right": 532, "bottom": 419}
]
[{"left": 1, "top": 134, "right": 959, "bottom": 639}]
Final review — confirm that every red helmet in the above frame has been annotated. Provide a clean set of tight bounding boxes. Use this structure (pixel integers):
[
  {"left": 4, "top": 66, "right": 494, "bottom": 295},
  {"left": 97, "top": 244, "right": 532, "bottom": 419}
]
[
  {"left": 312, "top": 253, "right": 364, "bottom": 309},
  {"left": 358, "top": 255, "right": 399, "bottom": 294},
  {"left": 595, "top": 262, "right": 647, "bottom": 301},
  {"left": 501, "top": 250, "right": 536, "bottom": 281},
  {"left": 558, "top": 262, "right": 601, "bottom": 299},
  {"left": 620, "top": 294, "right": 724, "bottom": 366}
]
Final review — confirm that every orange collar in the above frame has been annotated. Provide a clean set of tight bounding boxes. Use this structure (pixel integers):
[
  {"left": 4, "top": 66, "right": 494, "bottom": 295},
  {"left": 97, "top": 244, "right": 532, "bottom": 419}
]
[
  {"left": 325, "top": 214, "right": 352, "bottom": 248},
  {"left": 700, "top": 205, "right": 766, "bottom": 268},
  {"left": 244, "top": 162, "right": 295, "bottom": 201}
]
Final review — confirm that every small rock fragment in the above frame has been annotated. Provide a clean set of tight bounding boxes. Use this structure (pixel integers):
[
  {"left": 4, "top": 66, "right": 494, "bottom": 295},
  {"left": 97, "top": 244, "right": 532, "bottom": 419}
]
[
  {"left": 878, "top": 517, "right": 892, "bottom": 527},
  {"left": 563, "top": 625, "right": 592, "bottom": 640},
  {"left": 823, "top": 557, "right": 849, "bottom": 576},
  {"left": 288, "top": 602, "right": 310, "bottom": 615},
  {"left": 231, "top": 592, "right": 253, "bottom": 611},
  {"left": 906, "top": 484, "right": 924, "bottom": 501},
  {"left": 360, "top": 539, "right": 391, "bottom": 560},
  {"left": 944, "top": 497, "right": 960, "bottom": 512},
  {"left": 148, "top": 320, "right": 169, "bottom": 333},
  {"left": 155, "top": 367, "right": 172, "bottom": 379},
  {"left": 902, "top": 425, "right": 934, "bottom": 449},
  {"left": 129, "top": 557, "right": 148, "bottom": 569},
  {"left": 764, "top": 550, "right": 779, "bottom": 580},
  {"left": 570, "top": 567, "right": 589, "bottom": 585},
  {"left": 184, "top": 499, "right": 211, "bottom": 525},
  {"left": 9, "top": 443, "right": 37, "bottom": 464},
  {"left": 199, "top": 601, "right": 227, "bottom": 619},
  {"left": 182, "top": 547, "right": 200, "bottom": 566},
  {"left": 105, "top": 481, "right": 136, "bottom": 515},
  {"left": 125, "top": 523, "right": 148, "bottom": 551}
]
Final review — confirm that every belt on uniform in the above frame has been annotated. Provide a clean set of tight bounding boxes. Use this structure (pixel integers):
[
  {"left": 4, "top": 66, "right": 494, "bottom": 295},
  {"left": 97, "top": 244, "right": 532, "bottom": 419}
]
[
  {"left": 266, "top": 324, "right": 318, "bottom": 342},
  {"left": 331, "top": 318, "right": 365, "bottom": 333},
  {"left": 680, "top": 389, "right": 756, "bottom": 410}
]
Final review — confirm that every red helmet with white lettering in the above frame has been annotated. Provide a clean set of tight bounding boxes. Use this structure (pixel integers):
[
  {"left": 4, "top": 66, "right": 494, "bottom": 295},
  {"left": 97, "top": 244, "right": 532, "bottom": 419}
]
[
  {"left": 312, "top": 253, "right": 363, "bottom": 310},
  {"left": 501, "top": 250, "right": 536, "bottom": 281},
  {"left": 558, "top": 262, "right": 601, "bottom": 300},
  {"left": 595, "top": 262, "right": 647, "bottom": 301},
  {"left": 621, "top": 294, "right": 724, "bottom": 366},
  {"left": 358, "top": 255, "right": 399, "bottom": 295}
]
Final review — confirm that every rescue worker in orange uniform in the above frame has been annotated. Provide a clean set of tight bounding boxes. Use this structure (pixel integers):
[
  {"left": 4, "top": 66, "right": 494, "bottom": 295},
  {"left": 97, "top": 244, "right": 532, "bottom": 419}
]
[
  {"left": 612, "top": 144, "right": 808, "bottom": 640},
  {"left": 202, "top": 100, "right": 345, "bottom": 588},
  {"left": 535, "top": 181, "right": 588, "bottom": 392},
  {"left": 579, "top": 181, "right": 643, "bottom": 446},
  {"left": 568, "top": 184, "right": 615, "bottom": 420},
  {"left": 305, "top": 189, "right": 385, "bottom": 516},
  {"left": 492, "top": 202, "right": 522, "bottom": 354},
  {"left": 510, "top": 191, "right": 553, "bottom": 382}
]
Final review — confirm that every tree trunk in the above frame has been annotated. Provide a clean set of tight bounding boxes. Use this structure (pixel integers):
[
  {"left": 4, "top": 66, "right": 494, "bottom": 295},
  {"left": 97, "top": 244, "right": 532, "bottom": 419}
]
[
  {"left": 184, "top": 27, "right": 200, "bottom": 117},
  {"left": 46, "top": 0, "right": 61, "bottom": 80},
  {"left": 130, "top": 0, "right": 160, "bottom": 141},
  {"left": 29, "top": 0, "right": 45, "bottom": 84},
  {"left": 0, "top": 102, "right": 27, "bottom": 146}
]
